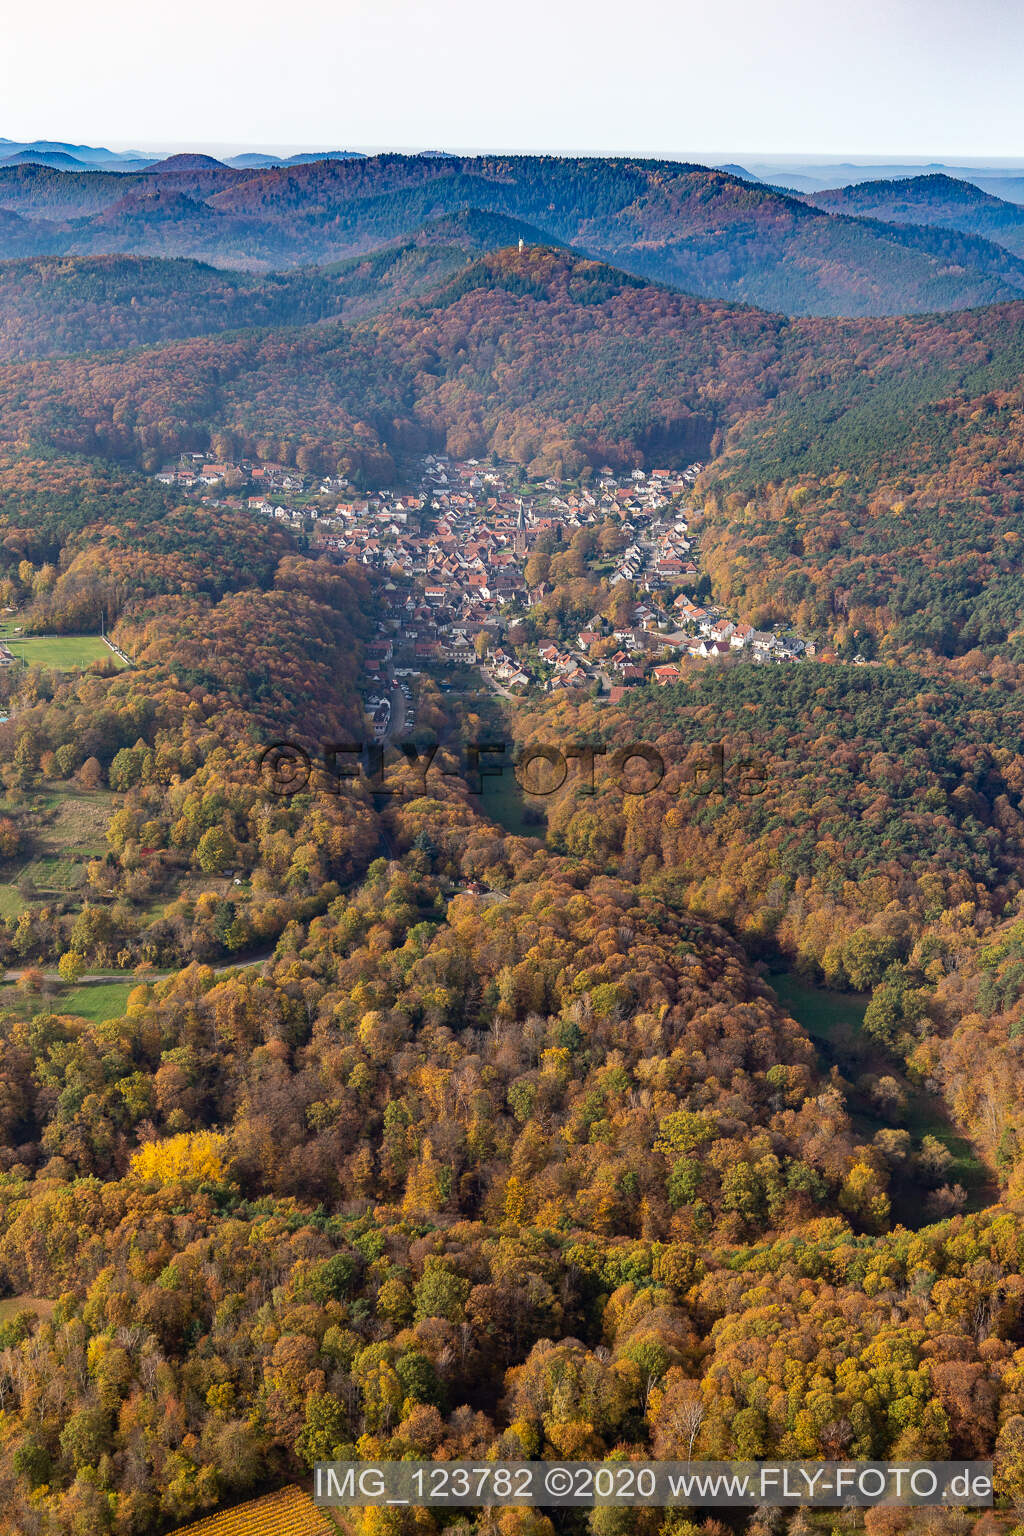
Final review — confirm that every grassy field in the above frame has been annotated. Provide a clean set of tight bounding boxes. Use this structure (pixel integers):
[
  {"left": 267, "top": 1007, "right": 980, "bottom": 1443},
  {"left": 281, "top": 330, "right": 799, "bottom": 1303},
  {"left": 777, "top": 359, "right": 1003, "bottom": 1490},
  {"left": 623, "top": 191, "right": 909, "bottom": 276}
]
[
  {"left": 769, "top": 971, "right": 869, "bottom": 1043},
  {"left": 48, "top": 790, "right": 112, "bottom": 855},
  {"left": 0, "top": 633, "right": 124, "bottom": 670},
  {"left": 0, "top": 976, "right": 136, "bottom": 1023},
  {"left": 1, "top": 788, "right": 116, "bottom": 903},
  {"left": 60, "top": 979, "right": 137, "bottom": 1021},
  {"left": 0, "top": 1296, "right": 55, "bottom": 1325}
]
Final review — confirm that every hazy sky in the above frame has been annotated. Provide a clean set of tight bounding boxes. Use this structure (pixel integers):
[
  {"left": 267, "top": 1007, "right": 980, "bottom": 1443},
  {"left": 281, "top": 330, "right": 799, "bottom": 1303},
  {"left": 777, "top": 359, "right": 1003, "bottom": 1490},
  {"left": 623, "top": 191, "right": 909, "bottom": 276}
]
[{"left": 2, "top": 0, "right": 1022, "bottom": 158}]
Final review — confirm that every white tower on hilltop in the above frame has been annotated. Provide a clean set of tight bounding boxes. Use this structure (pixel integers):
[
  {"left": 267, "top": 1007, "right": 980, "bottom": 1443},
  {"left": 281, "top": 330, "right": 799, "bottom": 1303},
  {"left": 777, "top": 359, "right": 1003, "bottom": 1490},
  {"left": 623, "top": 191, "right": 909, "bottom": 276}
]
[{"left": 518, "top": 237, "right": 525, "bottom": 252}]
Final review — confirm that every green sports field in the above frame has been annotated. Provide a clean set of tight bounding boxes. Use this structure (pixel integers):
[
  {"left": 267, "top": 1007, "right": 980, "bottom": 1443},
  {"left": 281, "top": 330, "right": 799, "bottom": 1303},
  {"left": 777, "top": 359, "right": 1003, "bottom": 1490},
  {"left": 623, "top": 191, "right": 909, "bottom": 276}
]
[{"left": 0, "top": 633, "right": 125, "bottom": 669}]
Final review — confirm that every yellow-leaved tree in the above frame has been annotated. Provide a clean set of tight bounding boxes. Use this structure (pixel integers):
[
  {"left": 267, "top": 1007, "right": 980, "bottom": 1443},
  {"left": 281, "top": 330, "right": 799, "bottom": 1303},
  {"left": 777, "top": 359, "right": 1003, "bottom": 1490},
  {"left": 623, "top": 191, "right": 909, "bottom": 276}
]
[{"left": 129, "top": 1129, "right": 229, "bottom": 1185}]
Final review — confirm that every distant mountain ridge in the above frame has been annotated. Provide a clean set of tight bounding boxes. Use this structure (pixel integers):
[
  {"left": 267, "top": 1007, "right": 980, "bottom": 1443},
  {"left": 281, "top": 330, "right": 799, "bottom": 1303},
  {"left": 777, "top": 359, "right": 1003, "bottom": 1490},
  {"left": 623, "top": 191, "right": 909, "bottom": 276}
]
[
  {"left": 225, "top": 149, "right": 366, "bottom": 168},
  {"left": 143, "top": 153, "right": 230, "bottom": 173},
  {"left": 1, "top": 151, "right": 1024, "bottom": 315},
  {"left": 0, "top": 138, "right": 368, "bottom": 175},
  {"left": 0, "top": 150, "right": 94, "bottom": 171},
  {"left": 714, "top": 163, "right": 761, "bottom": 181},
  {"left": 806, "top": 173, "right": 1024, "bottom": 259},
  {"left": 0, "top": 138, "right": 156, "bottom": 170},
  {"left": 740, "top": 159, "right": 1024, "bottom": 201}
]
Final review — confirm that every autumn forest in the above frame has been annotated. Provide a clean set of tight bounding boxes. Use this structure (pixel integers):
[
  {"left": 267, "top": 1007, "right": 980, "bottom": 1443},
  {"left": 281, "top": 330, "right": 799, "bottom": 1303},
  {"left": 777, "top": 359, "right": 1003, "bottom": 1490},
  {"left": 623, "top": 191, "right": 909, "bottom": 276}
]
[{"left": 0, "top": 148, "right": 1023, "bottom": 1536}]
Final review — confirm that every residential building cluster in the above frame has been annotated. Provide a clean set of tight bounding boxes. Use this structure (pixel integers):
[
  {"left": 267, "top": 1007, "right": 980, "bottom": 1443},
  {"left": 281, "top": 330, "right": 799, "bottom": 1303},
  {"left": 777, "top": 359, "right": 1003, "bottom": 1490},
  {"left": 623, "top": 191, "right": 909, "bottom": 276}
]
[{"left": 153, "top": 452, "right": 816, "bottom": 715}]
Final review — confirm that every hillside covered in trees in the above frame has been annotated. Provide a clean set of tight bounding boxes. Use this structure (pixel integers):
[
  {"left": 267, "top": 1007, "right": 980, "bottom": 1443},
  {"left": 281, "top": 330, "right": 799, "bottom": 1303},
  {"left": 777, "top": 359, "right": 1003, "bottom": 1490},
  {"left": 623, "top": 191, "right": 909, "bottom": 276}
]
[
  {"left": 806, "top": 174, "right": 1024, "bottom": 259},
  {"left": 2, "top": 155, "right": 1024, "bottom": 315}
]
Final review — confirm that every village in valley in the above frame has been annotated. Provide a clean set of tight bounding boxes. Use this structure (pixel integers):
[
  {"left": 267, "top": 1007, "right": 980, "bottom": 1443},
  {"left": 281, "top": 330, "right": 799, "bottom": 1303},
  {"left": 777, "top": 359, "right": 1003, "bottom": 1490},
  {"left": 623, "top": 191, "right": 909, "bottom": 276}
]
[{"left": 156, "top": 451, "right": 818, "bottom": 728}]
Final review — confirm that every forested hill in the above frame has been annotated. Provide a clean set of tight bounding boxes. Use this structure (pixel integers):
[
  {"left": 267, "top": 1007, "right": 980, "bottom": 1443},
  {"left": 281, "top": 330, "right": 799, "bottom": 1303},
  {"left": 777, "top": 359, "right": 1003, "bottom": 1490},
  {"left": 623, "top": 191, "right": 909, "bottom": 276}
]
[
  {"left": 699, "top": 297, "right": 1024, "bottom": 654},
  {"left": 3, "top": 241, "right": 1024, "bottom": 469},
  {"left": 0, "top": 248, "right": 793, "bottom": 478},
  {"left": 807, "top": 173, "right": 1024, "bottom": 259},
  {"left": 1, "top": 153, "right": 1024, "bottom": 314},
  {"left": 0, "top": 214, "right": 554, "bottom": 359}
]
